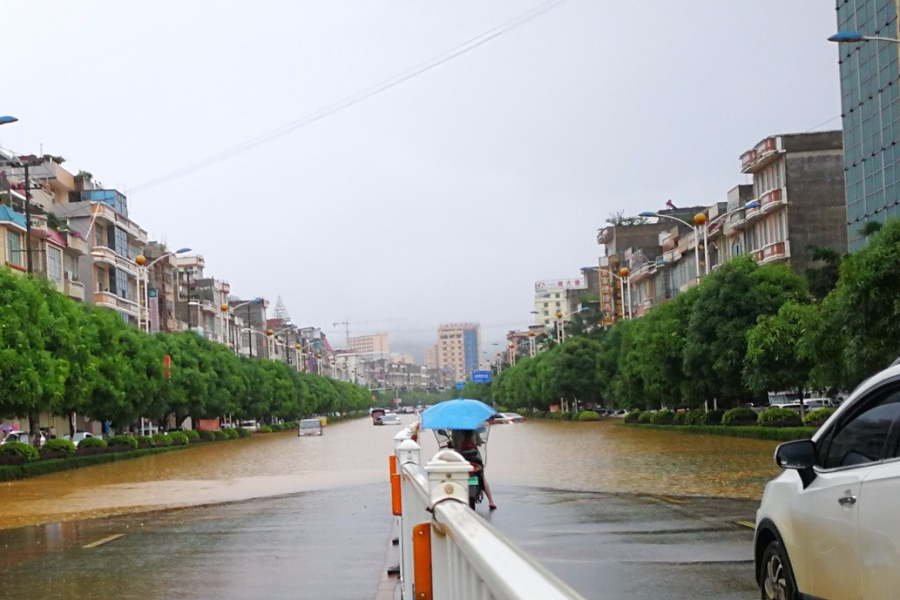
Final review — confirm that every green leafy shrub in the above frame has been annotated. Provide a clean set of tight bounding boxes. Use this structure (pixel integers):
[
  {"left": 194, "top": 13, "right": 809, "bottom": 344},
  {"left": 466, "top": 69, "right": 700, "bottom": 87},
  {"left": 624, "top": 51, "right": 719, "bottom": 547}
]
[
  {"left": 577, "top": 410, "right": 601, "bottom": 421},
  {"left": 258, "top": 425, "right": 273, "bottom": 433},
  {"left": 637, "top": 411, "right": 653, "bottom": 424},
  {"left": 650, "top": 409, "right": 675, "bottom": 425},
  {"left": 108, "top": 434, "right": 138, "bottom": 449},
  {"left": 212, "top": 430, "right": 227, "bottom": 440},
  {"left": 198, "top": 429, "right": 215, "bottom": 441},
  {"left": 671, "top": 412, "right": 686, "bottom": 425},
  {"left": 77, "top": 437, "right": 107, "bottom": 449},
  {"left": 721, "top": 407, "right": 758, "bottom": 427},
  {"left": 221, "top": 428, "right": 239, "bottom": 439},
  {"left": 235, "top": 426, "right": 250, "bottom": 438},
  {"left": 0, "top": 442, "right": 39, "bottom": 462},
  {"left": 134, "top": 435, "right": 153, "bottom": 448},
  {"left": 151, "top": 433, "right": 172, "bottom": 446},
  {"left": 183, "top": 429, "right": 200, "bottom": 441},
  {"left": 704, "top": 409, "right": 726, "bottom": 425},
  {"left": 684, "top": 410, "right": 706, "bottom": 426},
  {"left": 622, "top": 411, "right": 640, "bottom": 423},
  {"left": 167, "top": 431, "right": 189, "bottom": 446},
  {"left": 41, "top": 438, "right": 76, "bottom": 454},
  {"left": 804, "top": 407, "right": 836, "bottom": 428},
  {"left": 757, "top": 407, "right": 803, "bottom": 428}
]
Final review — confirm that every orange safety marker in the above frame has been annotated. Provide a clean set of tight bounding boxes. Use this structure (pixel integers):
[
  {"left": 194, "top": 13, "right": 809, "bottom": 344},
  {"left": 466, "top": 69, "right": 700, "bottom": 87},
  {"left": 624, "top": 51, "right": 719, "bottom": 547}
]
[
  {"left": 412, "top": 523, "right": 432, "bottom": 600},
  {"left": 391, "top": 473, "right": 402, "bottom": 515},
  {"left": 389, "top": 454, "right": 397, "bottom": 477}
]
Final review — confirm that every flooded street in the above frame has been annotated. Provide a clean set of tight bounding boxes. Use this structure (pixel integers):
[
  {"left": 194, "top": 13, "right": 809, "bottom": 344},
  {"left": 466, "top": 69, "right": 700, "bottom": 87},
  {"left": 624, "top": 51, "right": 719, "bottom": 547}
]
[{"left": 0, "top": 417, "right": 780, "bottom": 530}]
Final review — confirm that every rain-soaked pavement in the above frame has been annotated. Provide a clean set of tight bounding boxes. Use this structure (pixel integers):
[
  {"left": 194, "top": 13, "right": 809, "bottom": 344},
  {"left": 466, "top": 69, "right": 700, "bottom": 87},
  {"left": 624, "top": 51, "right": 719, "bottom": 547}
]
[{"left": 0, "top": 416, "right": 775, "bottom": 599}]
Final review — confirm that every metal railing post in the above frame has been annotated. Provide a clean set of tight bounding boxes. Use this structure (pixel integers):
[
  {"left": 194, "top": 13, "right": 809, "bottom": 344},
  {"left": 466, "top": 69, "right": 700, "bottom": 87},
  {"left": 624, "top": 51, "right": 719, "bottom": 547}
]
[
  {"left": 425, "top": 450, "right": 473, "bottom": 600},
  {"left": 397, "top": 438, "right": 422, "bottom": 599}
]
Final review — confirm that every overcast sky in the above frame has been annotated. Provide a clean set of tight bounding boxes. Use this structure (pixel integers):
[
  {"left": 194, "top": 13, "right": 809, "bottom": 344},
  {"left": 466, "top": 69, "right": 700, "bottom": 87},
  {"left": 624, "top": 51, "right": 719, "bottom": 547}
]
[{"left": 1, "top": 1, "right": 841, "bottom": 357}]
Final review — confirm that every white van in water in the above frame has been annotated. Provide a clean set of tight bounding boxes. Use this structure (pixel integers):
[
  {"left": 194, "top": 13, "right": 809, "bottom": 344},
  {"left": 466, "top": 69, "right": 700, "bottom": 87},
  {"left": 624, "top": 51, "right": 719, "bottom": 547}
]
[{"left": 298, "top": 418, "right": 323, "bottom": 437}]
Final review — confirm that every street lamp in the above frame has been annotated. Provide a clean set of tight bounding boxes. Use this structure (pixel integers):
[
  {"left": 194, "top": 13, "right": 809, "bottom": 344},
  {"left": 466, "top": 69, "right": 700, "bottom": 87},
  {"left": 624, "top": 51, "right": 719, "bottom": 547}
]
[
  {"left": 528, "top": 330, "right": 536, "bottom": 356},
  {"left": 134, "top": 247, "right": 191, "bottom": 333},
  {"left": 0, "top": 116, "right": 18, "bottom": 126},
  {"left": 639, "top": 211, "right": 704, "bottom": 282},
  {"left": 828, "top": 31, "right": 900, "bottom": 43},
  {"left": 639, "top": 202, "right": 760, "bottom": 281},
  {"left": 228, "top": 298, "right": 263, "bottom": 357}
]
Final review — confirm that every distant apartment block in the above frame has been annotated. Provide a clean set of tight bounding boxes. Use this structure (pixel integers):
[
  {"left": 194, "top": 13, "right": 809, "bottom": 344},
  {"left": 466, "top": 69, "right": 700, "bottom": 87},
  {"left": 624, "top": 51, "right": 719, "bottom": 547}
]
[
  {"left": 424, "top": 344, "right": 439, "bottom": 370},
  {"left": 437, "top": 323, "right": 480, "bottom": 382},
  {"left": 347, "top": 332, "right": 390, "bottom": 359}
]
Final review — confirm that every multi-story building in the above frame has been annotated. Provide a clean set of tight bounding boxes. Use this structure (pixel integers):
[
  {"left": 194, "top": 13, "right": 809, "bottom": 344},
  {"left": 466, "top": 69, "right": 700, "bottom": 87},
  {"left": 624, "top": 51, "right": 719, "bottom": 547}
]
[
  {"left": 230, "top": 296, "right": 270, "bottom": 359},
  {"left": 347, "top": 332, "right": 390, "bottom": 360},
  {"left": 533, "top": 277, "right": 587, "bottom": 327},
  {"left": 424, "top": 344, "right": 439, "bottom": 370},
  {"left": 728, "top": 132, "right": 846, "bottom": 271},
  {"left": 437, "top": 323, "right": 480, "bottom": 382},
  {"left": 54, "top": 178, "right": 148, "bottom": 324},
  {"left": 835, "top": 0, "right": 900, "bottom": 250}
]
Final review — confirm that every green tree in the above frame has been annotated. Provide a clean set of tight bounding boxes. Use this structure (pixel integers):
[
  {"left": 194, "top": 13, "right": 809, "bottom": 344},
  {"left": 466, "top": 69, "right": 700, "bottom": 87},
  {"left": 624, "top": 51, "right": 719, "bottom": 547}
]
[{"left": 683, "top": 258, "right": 808, "bottom": 406}]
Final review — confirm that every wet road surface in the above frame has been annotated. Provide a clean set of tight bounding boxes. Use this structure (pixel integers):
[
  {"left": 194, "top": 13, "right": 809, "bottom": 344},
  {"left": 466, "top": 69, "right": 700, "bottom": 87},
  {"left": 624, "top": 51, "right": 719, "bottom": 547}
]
[
  {"left": 0, "top": 417, "right": 773, "bottom": 598},
  {"left": 0, "top": 483, "right": 758, "bottom": 600}
]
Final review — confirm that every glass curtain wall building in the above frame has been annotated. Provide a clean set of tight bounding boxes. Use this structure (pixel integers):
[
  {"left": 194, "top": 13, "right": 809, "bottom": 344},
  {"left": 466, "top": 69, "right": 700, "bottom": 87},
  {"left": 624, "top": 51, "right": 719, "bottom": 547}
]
[{"left": 837, "top": 0, "right": 900, "bottom": 251}]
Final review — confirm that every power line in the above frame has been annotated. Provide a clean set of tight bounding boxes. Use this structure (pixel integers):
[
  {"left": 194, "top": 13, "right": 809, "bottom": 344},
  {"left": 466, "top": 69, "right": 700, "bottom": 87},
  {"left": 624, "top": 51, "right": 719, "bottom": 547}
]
[{"left": 131, "top": 0, "right": 570, "bottom": 192}]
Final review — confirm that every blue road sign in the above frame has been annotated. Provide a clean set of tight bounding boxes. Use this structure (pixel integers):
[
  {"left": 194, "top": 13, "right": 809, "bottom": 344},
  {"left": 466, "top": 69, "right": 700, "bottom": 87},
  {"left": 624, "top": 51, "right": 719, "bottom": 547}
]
[
  {"left": 456, "top": 381, "right": 466, "bottom": 390},
  {"left": 471, "top": 370, "right": 492, "bottom": 383}
]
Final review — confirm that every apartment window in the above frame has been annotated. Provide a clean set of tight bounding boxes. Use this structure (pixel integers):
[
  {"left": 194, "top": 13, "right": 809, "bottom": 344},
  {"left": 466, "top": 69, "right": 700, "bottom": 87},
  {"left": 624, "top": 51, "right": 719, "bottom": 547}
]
[
  {"left": 94, "top": 225, "right": 104, "bottom": 248},
  {"left": 556, "top": 301, "right": 561, "bottom": 308},
  {"left": 97, "top": 267, "right": 106, "bottom": 291},
  {"left": 114, "top": 268, "right": 129, "bottom": 300},
  {"left": 6, "top": 230, "right": 22, "bottom": 266},
  {"left": 114, "top": 227, "right": 128, "bottom": 257},
  {"left": 64, "top": 254, "right": 79, "bottom": 280},
  {"left": 47, "top": 246, "right": 62, "bottom": 285}
]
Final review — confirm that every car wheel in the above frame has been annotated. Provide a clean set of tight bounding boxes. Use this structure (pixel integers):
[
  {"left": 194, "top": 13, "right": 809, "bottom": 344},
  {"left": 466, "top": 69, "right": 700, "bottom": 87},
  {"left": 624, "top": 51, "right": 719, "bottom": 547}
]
[{"left": 760, "top": 541, "right": 797, "bottom": 600}]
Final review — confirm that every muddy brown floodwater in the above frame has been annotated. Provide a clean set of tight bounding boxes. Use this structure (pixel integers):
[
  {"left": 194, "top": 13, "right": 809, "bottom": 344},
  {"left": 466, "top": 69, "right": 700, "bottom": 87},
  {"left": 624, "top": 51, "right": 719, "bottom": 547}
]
[{"left": 0, "top": 417, "right": 780, "bottom": 529}]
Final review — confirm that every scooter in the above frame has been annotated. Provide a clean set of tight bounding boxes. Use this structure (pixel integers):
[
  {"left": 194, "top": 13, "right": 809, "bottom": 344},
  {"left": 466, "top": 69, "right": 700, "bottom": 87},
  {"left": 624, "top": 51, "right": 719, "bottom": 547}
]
[{"left": 434, "top": 427, "right": 490, "bottom": 509}]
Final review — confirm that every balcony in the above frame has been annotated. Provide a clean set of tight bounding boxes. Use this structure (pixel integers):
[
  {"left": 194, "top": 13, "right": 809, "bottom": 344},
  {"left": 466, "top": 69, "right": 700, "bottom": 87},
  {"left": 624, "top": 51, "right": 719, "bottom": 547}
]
[
  {"left": 741, "top": 137, "right": 782, "bottom": 173},
  {"left": 759, "top": 187, "right": 787, "bottom": 214},
  {"left": 87, "top": 203, "right": 148, "bottom": 242},
  {"left": 754, "top": 240, "right": 791, "bottom": 265},
  {"left": 723, "top": 212, "right": 748, "bottom": 235},
  {"left": 90, "top": 246, "right": 138, "bottom": 276},
  {"left": 93, "top": 291, "right": 140, "bottom": 316},
  {"left": 64, "top": 276, "right": 85, "bottom": 302},
  {"left": 745, "top": 202, "right": 763, "bottom": 225},
  {"left": 66, "top": 233, "right": 90, "bottom": 256}
]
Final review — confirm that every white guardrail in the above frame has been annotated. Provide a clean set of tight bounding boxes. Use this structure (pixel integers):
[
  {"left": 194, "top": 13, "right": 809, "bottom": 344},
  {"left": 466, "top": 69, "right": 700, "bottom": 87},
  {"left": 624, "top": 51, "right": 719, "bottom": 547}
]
[{"left": 391, "top": 425, "right": 585, "bottom": 600}]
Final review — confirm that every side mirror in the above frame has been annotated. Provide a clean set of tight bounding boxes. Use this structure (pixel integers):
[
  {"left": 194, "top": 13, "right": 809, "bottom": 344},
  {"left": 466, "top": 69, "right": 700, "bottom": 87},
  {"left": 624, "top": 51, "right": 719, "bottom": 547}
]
[
  {"left": 436, "top": 429, "right": 447, "bottom": 437},
  {"left": 775, "top": 439, "right": 817, "bottom": 487}
]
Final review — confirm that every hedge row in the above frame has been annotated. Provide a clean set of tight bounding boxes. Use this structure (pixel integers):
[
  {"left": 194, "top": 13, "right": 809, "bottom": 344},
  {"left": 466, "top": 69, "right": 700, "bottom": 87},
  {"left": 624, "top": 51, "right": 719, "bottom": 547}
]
[
  {"left": 0, "top": 445, "right": 188, "bottom": 482},
  {"left": 623, "top": 406, "right": 836, "bottom": 428},
  {"left": 530, "top": 410, "right": 602, "bottom": 421},
  {"left": 619, "top": 422, "right": 818, "bottom": 441}
]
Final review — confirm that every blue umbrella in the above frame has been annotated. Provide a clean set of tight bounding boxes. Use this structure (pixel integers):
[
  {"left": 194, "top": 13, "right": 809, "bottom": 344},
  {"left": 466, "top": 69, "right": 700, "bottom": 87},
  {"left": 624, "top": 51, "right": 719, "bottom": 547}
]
[{"left": 420, "top": 398, "right": 497, "bottom": 430}]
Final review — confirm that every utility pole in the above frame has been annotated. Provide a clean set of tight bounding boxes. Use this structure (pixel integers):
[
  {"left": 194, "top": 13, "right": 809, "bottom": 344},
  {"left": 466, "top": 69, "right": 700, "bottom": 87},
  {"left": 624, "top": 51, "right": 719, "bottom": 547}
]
[
  {"left": 248, "top": 302, "right": 254, "bottom": 358},
  {"left": 0, "top": 155, "right": 42, "bottom": 273}
]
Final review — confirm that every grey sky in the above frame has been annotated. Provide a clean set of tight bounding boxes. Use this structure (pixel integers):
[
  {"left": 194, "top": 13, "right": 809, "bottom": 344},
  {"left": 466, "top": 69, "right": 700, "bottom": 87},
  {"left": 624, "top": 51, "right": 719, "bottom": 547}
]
[{"left": 2, "top": 1, "right": 840, "bottom": 356}]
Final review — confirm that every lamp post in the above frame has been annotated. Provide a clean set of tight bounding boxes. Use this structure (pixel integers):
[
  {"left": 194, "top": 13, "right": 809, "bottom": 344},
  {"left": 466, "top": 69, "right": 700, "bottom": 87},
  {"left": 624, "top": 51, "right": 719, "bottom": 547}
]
[
  {"left": 229, "top": 298, "right": 262, "bottom": 357},
  {"left": 528, "top": 330, "right": 536, "bottom": 356},
  {"left": 134, "top": 247, "right": 191, "bottom": 333},
  {"left": 639, "top": 211, "right": 704, "bottom": 282}
]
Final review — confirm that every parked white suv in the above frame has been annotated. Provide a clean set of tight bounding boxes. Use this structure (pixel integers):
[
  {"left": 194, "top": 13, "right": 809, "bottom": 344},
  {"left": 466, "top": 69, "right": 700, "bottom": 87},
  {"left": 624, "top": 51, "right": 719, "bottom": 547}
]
[{"left": 755, "top": 363, "right": 900, "bottom": 599}]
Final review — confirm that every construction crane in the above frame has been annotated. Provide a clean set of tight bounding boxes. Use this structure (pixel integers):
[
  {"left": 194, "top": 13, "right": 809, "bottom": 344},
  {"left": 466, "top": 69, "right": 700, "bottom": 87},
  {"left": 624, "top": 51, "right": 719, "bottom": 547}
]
[{"left": 332, "top": 318, "right": 405, "bottom": 348}]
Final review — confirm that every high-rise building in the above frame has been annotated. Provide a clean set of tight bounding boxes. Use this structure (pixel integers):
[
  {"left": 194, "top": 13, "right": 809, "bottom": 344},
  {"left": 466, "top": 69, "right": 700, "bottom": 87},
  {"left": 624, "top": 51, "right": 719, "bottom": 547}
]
[
  {"left": 347, "top": 332, "right": 390, "bottom": 359},
  {"left": 835, "top": 0, "right": 900, "bottom": 250},
  {"left": 437, "top": 323, "right": 480, "bottom": 382}
]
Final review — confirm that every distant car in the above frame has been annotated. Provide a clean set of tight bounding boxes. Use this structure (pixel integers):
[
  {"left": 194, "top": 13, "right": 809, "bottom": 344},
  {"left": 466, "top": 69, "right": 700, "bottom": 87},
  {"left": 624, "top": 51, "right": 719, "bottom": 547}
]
[
  {"left": 755, "top": 362, "right": 900, "bottom": 600},
  {"left": 239, "top": 420, "right": 259, "bottom": 432},
  {"left": 61, "top": 432, "right": 95, "bottom": 447},
  {"left": 501, "top": 412, "right": 525, "bottom": 423},
  {"left": 487, "top": 413, "right": 511, "bottom": 425},
  {"left": 1, "top": 430, "right": 45, "bottom": 447},
  {"left": 376, "top": 413, "right": 402, "bottom": 426},
  {"left": 297, "top": 418, "right": 323, "bottom": 437}
]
